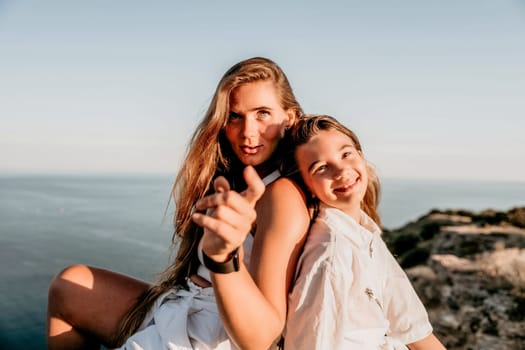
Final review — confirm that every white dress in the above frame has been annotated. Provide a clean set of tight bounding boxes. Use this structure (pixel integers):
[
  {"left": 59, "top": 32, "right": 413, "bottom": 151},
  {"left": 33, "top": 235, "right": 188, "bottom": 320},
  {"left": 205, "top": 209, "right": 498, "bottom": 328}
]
[
  {"left": 117, "top": 171, "right": 281, "bottom": 350},
  {"left": 284, "top": 204, "right": 433, "bottom": 350}
]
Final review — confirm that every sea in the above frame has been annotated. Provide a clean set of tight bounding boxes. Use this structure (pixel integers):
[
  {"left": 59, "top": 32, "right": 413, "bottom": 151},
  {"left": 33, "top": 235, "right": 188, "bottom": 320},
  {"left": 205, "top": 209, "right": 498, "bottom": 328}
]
[{"left": 0, "top": 174, "right": 524, "bottom": 349}]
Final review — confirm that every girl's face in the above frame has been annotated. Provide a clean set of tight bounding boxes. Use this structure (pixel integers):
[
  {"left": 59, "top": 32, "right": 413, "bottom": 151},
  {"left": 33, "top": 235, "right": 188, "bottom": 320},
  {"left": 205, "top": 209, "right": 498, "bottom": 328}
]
[
  {"left": 295, "top": 129, "right": 368, "bottom": 220},
  {"left": 225, "top": 80, "right": 294, "bottom": 173}
]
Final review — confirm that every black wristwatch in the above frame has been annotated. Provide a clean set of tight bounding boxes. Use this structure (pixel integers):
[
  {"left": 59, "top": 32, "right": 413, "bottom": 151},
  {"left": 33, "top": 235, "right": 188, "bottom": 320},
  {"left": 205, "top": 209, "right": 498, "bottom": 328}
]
[{"left": 202, "top": 247, "right": 240, "bottom": 274}]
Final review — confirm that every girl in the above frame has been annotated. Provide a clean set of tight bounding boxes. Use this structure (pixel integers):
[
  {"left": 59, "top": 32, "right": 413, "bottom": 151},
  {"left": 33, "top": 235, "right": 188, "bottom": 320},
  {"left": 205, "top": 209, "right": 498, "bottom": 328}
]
[
  {"left": 46, "top": 57, "right": 310, "bottom": 349},
  {"left": 284, "top": 115, "right": 446, "bottom": 350}
]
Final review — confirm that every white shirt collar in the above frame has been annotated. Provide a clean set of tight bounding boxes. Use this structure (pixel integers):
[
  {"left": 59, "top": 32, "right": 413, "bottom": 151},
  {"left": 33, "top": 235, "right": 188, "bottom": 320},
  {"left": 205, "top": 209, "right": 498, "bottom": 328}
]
[{"left": 318, "top": 203, "right": 381, "bottom": 250}]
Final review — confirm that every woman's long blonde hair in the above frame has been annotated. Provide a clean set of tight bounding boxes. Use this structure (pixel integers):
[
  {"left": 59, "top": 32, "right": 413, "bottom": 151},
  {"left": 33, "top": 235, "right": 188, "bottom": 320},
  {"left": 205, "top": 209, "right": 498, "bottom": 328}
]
[
  {"left": 286, "top": 114, "right": 381, "bottom": 226},
  {"left": 113, "top": 57, "right": 303, "bottom": 346}
]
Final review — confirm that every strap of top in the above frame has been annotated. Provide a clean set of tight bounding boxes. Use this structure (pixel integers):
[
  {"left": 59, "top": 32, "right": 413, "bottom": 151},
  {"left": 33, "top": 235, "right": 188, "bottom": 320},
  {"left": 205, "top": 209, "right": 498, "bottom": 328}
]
[{"left": 261, "top": 169, "right": 281, "bottom": 186}]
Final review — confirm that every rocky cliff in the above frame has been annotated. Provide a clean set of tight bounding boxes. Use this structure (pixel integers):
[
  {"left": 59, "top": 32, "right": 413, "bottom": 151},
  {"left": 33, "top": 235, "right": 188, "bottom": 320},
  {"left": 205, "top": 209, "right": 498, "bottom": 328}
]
[{"left": 383, "top": 207, "right": 525, "bottom": 350}]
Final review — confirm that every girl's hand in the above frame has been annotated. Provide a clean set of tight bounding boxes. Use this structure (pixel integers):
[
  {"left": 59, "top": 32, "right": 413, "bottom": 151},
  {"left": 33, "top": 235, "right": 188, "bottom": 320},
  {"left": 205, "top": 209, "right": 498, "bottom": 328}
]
[{"left": 191, "top": 166, "right": 265, "bottom": 262}]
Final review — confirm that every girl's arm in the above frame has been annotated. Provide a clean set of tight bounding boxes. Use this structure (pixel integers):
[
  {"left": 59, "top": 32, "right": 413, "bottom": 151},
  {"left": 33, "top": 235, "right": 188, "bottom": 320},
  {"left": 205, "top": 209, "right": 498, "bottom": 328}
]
[
  {"left": 408, "top": 333, "right": 447, "bottom": 350},
  {"left": 285, "top": 225, "right": 348, "bottom": 349},
  {"left": 193, "top": 168, "right": 310, "bottom": 349}
]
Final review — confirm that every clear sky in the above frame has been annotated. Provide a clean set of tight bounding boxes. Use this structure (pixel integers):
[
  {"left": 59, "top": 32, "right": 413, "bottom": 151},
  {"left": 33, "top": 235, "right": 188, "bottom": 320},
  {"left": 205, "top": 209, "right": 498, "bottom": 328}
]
[{"left": 1, "top": 0, "right": 524, "bottom": 181}]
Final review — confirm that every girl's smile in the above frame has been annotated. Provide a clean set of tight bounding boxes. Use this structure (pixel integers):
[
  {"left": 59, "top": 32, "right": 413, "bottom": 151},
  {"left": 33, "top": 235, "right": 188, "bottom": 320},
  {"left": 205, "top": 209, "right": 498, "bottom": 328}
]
[{"left": 333, "top": 176, "right": 361, "bottom": 193}]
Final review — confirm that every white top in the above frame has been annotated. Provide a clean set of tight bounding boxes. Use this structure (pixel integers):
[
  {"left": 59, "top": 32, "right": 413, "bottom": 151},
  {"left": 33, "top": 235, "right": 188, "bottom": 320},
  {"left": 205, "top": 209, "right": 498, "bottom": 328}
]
[
  {"left": 117, "top": 170, "right": 283, "bottom": 350},
  {"left": 285, "top": 204, "right": 432, "bottom": 350}
]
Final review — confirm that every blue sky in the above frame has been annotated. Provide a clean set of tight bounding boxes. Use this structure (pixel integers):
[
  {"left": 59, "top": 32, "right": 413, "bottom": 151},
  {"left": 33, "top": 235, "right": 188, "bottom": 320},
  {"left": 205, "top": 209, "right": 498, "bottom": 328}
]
[{"left": 1, "top": 0, "right": 524, "bottom": 181}]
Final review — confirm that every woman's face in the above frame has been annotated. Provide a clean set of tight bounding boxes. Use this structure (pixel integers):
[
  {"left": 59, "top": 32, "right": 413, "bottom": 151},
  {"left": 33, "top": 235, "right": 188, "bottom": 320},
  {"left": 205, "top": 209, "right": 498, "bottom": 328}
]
[
  {"left": 225, "top": 80, "right": 293, "bottom": 170},
  {"left": 295, "top": 129, "right": 368, "bottom": 220}
]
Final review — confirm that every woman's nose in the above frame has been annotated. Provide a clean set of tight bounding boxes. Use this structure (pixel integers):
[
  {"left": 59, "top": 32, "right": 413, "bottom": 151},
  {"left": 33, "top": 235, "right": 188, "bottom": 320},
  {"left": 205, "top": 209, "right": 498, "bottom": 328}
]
[{"left": 241, "top": 117, "right": 258, "bottom": 138}]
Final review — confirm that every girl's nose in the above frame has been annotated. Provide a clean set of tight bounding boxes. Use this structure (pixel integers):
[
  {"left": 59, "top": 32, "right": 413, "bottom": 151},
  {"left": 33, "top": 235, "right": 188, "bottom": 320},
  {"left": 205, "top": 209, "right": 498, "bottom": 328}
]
[{"left": 333, "top": 165, "right": 348, "bottom": 180}]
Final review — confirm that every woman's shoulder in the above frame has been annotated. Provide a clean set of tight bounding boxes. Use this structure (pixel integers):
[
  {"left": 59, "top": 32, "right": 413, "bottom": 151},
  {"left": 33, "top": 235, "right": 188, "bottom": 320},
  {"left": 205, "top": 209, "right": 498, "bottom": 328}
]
[
  {"left": 260, "top": 177, "right": 307, "bottom": 216},
  {"left": 264, "top": 176, "right": 305, "bottom": 200},
  {"left": 260, "top": 177, "right": 306, "bottom": 212}
]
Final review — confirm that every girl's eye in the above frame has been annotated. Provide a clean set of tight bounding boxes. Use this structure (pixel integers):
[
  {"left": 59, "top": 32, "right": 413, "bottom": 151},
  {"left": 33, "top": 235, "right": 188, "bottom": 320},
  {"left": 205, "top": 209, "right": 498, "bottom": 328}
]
[
  {"left": 342, "top": 151, "right": 353, "bottom": 159},
  {"left": 313, "top": 164, "right": 327, "bottom": 175}
]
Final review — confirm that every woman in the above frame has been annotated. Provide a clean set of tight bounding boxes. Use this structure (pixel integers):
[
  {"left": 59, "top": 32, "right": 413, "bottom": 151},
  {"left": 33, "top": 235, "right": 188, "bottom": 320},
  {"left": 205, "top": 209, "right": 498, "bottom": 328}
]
[{"left": 47, "top": 57, "right": 310, "bottom": 349}]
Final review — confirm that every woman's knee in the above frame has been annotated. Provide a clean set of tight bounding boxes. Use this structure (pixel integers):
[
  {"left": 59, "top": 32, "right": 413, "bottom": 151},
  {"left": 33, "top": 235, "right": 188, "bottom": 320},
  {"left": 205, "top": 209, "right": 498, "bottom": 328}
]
[{"left": 48, "top": 264, "right": 95, "bottom": 315}]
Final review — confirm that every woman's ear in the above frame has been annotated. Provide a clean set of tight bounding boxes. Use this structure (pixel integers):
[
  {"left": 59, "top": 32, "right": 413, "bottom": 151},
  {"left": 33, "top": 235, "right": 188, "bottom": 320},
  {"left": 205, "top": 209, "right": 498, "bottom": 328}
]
[
  {"left": 281, "top": 109, "right": 295, "bottom": 137},
  {"left": 285, "top": 109, "right": 296, "bottom": 128}
]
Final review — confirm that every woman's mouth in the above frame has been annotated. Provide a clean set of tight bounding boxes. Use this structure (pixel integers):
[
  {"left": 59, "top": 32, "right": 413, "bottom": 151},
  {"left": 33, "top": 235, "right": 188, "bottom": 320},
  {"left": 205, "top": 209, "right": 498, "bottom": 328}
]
[{"left": 240, "top": 145, "right": 262, "bottom": 155}]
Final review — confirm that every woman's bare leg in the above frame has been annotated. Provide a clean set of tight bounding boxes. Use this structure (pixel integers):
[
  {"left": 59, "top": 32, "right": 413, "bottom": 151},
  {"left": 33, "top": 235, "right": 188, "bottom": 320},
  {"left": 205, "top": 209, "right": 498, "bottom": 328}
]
[{"left": 47, "top": 264, "right": 150, "bottom": 349}]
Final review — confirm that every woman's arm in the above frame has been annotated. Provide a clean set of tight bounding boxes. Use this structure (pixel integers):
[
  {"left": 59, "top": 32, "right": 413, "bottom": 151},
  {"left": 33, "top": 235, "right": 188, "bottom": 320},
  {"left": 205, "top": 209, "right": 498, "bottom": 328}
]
[
  {"left": 250, "top": 177, "right": 310, "bottom": 322},
  {"left": 408, "top": 333, "right": 447, "bottom": 350},
  {"left": 213, "top": 178, "right": 309, "bottom": 349},
  {"left": 193, "top": 168, "right": 310, "bottom": 349}
]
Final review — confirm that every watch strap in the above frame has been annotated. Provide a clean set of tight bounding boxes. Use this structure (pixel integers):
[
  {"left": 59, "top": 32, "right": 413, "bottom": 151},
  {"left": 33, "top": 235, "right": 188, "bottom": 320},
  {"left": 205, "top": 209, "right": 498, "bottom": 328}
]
[{"left": 201, "top": 247, "right": 240, "bottom": 274}]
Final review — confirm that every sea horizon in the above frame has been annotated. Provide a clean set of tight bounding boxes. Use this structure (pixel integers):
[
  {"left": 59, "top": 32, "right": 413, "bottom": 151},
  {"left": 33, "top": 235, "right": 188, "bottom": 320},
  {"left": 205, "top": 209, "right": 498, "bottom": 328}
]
[{"left": 1, "top": 172, "right": 523, "bottom": 228}]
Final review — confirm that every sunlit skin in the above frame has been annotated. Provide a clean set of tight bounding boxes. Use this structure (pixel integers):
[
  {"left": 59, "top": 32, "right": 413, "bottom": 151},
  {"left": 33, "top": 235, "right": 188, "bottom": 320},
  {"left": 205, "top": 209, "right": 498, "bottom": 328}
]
[
  {"left": 225, "top": 80, "right": 294, "bottom": 177},
  {"left": 47, "top": 264, "right": 149, "bottom": 349},
  {"left": 48, "top": 265, "right": 94, "bottom": 337},
  {"left": 296, "top": 129, "right": 368, "bottom": 222}
]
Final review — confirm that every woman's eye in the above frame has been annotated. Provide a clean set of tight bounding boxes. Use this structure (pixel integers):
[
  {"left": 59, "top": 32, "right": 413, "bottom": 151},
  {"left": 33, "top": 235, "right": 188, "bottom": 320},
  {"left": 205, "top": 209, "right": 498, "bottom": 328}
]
[
  {"left": 257, "top": 110, "right": 270, "bottom": 119},
  {"left": 228, "top": 112, "right": 242, "bottom": 121}
]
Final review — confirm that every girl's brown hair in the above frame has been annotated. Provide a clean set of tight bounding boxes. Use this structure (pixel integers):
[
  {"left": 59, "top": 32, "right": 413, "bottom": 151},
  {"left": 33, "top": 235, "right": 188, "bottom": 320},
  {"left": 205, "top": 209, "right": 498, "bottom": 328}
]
[
  {"left": 113, "top": 57, "right": 303, "bottom": 346},
  {"left": 286, "top": 114, "right": 381, "bottom": 226}
]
